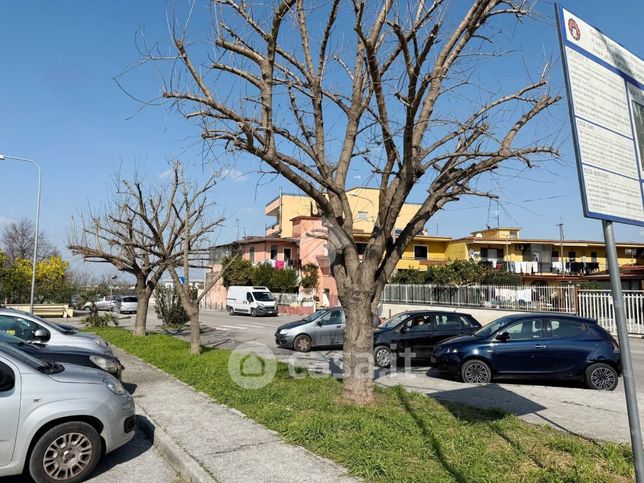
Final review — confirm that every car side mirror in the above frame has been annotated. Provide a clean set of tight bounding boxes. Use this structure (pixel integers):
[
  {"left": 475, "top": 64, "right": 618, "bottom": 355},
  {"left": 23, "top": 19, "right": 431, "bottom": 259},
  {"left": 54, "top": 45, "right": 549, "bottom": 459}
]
[
  {"left": 495, "top": 332, "right": 510, "bottom": 342},
  {"left": 34, "top": 328, "right": 50, "bottom": 342},
  {"left": 316, "top": 320, "right": 323, "bottom": 326}
]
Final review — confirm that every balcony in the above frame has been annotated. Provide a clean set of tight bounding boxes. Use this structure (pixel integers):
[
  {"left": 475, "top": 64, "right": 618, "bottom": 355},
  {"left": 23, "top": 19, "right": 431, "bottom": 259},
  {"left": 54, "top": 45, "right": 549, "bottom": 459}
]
[
  {"left": 264, "top": 196, "right": 280, "bottom": 216},
  {"left": 483, "top": 259, "right": 601, "bottom": 276},
  {"left": 265, "top": 222, "right": 281, "bottom": 236}
]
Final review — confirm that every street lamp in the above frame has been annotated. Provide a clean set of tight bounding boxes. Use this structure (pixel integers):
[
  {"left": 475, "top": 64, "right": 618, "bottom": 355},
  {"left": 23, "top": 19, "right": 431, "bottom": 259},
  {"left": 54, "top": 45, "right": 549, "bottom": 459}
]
[{"left": 0, "top": 154, "right": 42, "bottom": 314}]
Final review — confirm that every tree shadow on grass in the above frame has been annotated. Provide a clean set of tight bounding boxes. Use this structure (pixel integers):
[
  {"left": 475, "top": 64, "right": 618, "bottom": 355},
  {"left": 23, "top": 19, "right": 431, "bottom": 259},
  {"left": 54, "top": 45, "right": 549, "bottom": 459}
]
[{"left": 394, "top": 387, "right": 470, "bottom": 483}]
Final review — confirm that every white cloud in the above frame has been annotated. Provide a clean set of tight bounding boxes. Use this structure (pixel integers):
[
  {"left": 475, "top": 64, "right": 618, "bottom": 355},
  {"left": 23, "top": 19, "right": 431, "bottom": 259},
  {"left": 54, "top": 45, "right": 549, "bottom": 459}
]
[
  {"left": 158, "top": 168, "right": 174, "bottom": 179},
  {"left": 221, "top": 166, "right": 248, "bottom": 182}
]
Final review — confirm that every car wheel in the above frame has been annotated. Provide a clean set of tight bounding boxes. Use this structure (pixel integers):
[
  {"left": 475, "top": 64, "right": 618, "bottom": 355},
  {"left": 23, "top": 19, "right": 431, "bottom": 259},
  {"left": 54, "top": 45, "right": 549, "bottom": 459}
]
[
  {"left": 586, "top": 363, "right": 618, "bottom": 391},
  {"left": 227, "top": 306, "right": 234, "bottom": 315},
  {"left": 460, "top": 359, "right": 492, "bottom": 384},
  {"left": 374, "top": 346, "right": 393, "bottom": 368},
  {"left": 250, "top": 308, "right": 257, "bottom": 317},
  {"left": 293, "top": 334, "right": 312, "bottom": 352},
  {"left": 29, "top": 421, "right": 102, "bottom": 483}
]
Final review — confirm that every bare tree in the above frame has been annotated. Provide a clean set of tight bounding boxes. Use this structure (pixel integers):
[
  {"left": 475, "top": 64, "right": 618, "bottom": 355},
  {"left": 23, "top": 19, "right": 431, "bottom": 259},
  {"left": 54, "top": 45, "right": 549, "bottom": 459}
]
[
  {"left": 123, "top": 161, "right": 228, "bottom": 354},
  {"left": 69, "top": 180, "right": 167, "bottom": 336},
  {"left": 150, "top": 0, "right": 559, "bottom": 404},
  {"left": 2, "top": 218, "right": 59, "bottom": 263}
]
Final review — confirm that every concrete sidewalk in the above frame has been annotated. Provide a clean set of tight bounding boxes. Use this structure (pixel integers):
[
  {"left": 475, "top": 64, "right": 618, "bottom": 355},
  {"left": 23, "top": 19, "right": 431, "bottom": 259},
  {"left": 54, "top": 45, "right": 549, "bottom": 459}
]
[{"left": 115, "top": 347, "right": 357, "bottom": 483}]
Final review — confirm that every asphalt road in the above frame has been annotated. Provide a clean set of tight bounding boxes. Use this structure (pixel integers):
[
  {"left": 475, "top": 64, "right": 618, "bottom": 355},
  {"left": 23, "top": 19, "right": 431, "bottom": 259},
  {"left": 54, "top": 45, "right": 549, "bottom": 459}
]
[
  {"left": 4, "top": 430, "right": 183, "bottom": 483},
  {"left": 139, "top": 309, "right": 644, "bottom": 392}
]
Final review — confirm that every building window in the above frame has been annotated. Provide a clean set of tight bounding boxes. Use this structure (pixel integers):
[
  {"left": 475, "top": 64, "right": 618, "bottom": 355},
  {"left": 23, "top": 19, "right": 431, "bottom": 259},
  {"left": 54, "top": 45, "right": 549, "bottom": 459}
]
[
  {"left": 270, "top": 245, "right": 278, "bottom": 260},
  {"left": 552, "top": 250, "right": 559, "bottom": 261},
  {"left": 590, "top": 251, "right": 597, "bottom": 262},
  {"left": 248, "top": 247, "right": 255, "bottom": 263},
  {"left": 414, "top": 245, "right": 428, "bottom": 260},
  {"left": 568, "top": 251, "right": 576, "bottom": 261},
  {"left": 284, "top": 248, "right": 292, "bottom": 261},
  {"left": 357, "top": 211, "right": 368, "bottom": 221},
  {"left": 356, "top": 243, "right": 367, "bottom": 255}
]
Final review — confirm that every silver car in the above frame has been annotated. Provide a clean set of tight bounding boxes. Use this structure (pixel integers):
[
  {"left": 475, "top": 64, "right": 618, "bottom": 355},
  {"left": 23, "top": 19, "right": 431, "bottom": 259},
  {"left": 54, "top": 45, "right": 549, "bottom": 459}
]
[
  {"left": 83, "top": 296, "right": 121, "bottom": 312},
  {"left": 116, "top": 296, "right": 138, "bottom": 314},
  {"left": 275, "top": 308, "right": 346, "bottom": 352},
  {"left": 0, "top": 308, "right": 113, "bottom": 355},
  {"left": 0, "top": 341, "right": 135, "bottom": 482}
]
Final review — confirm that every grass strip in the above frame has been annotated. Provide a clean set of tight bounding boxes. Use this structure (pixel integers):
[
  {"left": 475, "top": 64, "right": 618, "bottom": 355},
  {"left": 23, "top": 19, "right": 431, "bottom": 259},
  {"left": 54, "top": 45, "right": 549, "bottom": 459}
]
[{"left": 92, "top": 327, "right": 634, "bottom": 482}]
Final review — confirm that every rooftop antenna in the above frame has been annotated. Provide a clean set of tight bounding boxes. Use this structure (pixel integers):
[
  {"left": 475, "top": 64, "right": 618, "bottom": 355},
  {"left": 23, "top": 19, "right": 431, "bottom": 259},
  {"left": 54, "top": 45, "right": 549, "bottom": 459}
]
[{"left": 557, "top": 218, "right": 565, "bottom": 273}]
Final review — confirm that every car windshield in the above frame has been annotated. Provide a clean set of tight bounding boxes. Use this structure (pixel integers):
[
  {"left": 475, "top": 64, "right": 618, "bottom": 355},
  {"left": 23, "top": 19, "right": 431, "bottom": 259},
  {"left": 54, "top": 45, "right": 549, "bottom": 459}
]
[
  {"left": 253, "top": 291, "right": 275, "bottom": 302},
  {"left": 6, "top": 311, "right": 60, "bottom": 333},
  {"left": 379, "top": 312, "right": 411, "bottom": 330},
  {"left": 302, "top": 310, "right": 328, "bottom": 323},
  {"left": 473, "top": 316, "right": 516, "bottom": 337},
  {"left": 0, "top": 332, "right": 32, "bottom": 346},
  {"left": 0, "top": 341, "right": 61, "bottom": 373}
]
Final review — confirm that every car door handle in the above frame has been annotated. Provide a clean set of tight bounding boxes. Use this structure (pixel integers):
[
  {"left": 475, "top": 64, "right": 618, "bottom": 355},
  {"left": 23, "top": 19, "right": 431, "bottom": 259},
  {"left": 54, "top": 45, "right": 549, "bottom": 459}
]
[{"left": 534, "top": 344, "right": 548, "bottom": 349}]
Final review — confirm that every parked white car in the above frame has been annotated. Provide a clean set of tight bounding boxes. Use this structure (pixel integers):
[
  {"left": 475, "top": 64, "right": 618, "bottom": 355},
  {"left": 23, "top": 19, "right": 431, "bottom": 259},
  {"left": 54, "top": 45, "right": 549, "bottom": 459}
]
[
  {"left": 226, "top": 286, "right": 278, "bottom": 316},
  {"left": 0, "top": 308, "right": 113, "bottom": 355},
  {"left": 0, "top": 341, "right": 135, "bottom": 482},
  {"left": 117, "top": 296, "right": 138, "bottom": 314}
]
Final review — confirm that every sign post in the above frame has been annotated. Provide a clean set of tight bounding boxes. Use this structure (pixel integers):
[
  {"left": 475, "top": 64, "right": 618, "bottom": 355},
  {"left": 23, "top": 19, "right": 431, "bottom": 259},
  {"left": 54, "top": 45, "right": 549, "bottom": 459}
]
[{"left": 556, "top": 5, "right": 644, "bottom": 480}]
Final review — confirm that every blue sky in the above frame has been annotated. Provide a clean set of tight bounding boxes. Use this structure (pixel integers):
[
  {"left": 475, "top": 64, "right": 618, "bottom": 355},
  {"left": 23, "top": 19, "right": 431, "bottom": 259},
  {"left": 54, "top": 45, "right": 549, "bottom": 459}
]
[{"left": 0, "top": 1, "right": 642, "bottom": 277}]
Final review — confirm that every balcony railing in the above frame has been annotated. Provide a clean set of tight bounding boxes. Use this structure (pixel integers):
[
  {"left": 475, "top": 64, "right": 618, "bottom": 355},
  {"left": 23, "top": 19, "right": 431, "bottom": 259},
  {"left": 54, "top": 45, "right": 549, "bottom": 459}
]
[{"left": 482, "top": 259, "right": 601, "bottom": 276}]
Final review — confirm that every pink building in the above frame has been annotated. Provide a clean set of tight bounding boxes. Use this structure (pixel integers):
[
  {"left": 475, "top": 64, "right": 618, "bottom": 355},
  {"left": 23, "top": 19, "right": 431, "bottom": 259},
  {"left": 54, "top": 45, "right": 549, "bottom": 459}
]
[{"left": 204, "top": 215, "right": 339, "bottom": 309}]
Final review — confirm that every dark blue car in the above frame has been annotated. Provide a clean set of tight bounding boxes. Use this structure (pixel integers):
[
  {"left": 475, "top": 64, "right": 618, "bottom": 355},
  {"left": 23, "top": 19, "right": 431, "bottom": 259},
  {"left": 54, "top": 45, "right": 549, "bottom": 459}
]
[{"left": 429, "top": 313, "right": 622, "bottom": 390}]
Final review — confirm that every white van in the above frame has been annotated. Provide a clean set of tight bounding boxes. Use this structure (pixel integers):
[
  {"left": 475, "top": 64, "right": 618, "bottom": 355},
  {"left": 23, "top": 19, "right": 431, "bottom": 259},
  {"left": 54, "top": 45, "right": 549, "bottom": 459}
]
[{"left": 227, "top": 286, "right": 278, "bottom": 317}]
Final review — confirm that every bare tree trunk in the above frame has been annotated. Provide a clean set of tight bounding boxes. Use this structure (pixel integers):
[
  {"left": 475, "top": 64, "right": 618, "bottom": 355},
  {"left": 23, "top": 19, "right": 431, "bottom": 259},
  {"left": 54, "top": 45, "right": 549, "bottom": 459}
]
[
  {"left": 341, "top": 299, "right": 375, "bottom": 404},
  {"left": 187, "top": 304, "right": 200, "bottom": 355},
  {"left": 133, "top": 280, "right": 150, "bottom": 336}
]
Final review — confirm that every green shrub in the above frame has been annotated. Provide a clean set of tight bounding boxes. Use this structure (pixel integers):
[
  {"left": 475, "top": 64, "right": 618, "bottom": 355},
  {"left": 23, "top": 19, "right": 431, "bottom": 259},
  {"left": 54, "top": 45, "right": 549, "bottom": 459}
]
[
  {"left": 154, "top": 285, "right": 189, "bottom": 328},
  {"left": 222, "top": 257, "right": 254, "bottom": 287},
  {"left": 300, "top": 263, "right": 319, "bottom": 289},
  {"left": 82, "top": 312, "right": 119, "bottom": 328}
]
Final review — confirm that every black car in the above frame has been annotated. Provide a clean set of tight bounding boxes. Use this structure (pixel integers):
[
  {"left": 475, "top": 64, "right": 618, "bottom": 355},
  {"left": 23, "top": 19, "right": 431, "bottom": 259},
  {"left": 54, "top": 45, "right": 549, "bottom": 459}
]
[
  {"left": 373, "top": 311, "right": 481, "bottom": 368},
  {"left": 429, "top": 313, "right": 622, "bottom": 390},
  {"left": 0, "top": 332, "right": 124, "bottom": 379}
]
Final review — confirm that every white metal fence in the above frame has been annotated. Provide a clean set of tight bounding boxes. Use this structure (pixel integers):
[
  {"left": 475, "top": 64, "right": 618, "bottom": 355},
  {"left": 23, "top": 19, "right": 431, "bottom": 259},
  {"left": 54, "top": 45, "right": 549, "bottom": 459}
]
[
  {"left": 272, "top": 292, "right": 301, "bottom": 305},
  {"left": 578, "top": 290, "right": 644, "bottom": 335},
  {"left": 382, "top": 284, "right": 577, "bottom": 313}
]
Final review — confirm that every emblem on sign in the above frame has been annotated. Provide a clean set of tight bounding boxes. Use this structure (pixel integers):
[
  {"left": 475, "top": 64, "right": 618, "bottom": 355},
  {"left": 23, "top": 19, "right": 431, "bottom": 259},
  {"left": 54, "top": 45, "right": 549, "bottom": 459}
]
[{"left": 568, "top": 18, "right": 581, "bottom": 41}]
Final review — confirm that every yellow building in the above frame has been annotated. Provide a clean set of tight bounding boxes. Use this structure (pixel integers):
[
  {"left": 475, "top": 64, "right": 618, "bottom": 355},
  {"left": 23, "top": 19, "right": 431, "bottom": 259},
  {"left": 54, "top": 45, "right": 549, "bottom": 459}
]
[
  {"left": 263, "top": 190, "right": 643, "bottom": 288},
  {"left": 265, "top": 187, "right": 424, "bottom": 238}
]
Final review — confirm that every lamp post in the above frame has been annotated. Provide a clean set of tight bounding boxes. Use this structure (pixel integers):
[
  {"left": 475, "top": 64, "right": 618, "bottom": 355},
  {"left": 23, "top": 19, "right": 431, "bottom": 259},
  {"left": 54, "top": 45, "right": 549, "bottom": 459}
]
[{"left": 0, "top": 154, "right": 42, "bottom": 314}]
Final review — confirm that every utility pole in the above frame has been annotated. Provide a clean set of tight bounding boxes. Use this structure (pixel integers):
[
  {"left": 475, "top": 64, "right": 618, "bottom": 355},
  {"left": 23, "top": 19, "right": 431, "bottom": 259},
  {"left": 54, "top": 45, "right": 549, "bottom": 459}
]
[{"left": 557, "top": 222, "right": 565, "bottom": 274}]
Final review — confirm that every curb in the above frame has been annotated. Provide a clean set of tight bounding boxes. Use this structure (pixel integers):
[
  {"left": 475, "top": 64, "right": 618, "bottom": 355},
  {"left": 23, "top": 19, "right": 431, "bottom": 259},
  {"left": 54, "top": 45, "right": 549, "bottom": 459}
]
[{"left": 135, "top": 404, "right": 217, "bottom": 483}]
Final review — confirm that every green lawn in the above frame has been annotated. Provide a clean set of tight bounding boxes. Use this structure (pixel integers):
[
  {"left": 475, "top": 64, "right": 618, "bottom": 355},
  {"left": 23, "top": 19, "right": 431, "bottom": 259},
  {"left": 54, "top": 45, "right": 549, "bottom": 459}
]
[{"left": 92, "top": 327, "right": 633, "bottom": 482}]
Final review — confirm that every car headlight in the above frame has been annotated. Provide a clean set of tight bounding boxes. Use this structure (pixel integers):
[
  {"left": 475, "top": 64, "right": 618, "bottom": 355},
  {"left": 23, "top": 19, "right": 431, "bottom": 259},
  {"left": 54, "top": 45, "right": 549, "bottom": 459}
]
[
  {"left": 103, "top": 377, "right": 126, "bottom": 395},
  {"left": 448, "top": 347, "right": 459, "bottom": 354},
  {"left": 90, "top": 355, "right": 120, "bottom": 373},
  {"left": 279, "top": 329, "right": 289, "bottom": 335}
]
